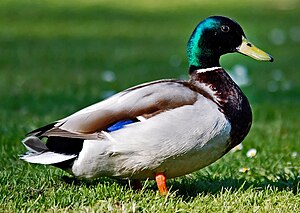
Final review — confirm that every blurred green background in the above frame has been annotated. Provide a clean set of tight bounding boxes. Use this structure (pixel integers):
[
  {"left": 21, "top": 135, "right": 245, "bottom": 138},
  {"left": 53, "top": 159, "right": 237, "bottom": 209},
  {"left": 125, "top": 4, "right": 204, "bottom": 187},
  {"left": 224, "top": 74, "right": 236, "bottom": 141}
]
[{"left": 0, "top": 0, "right": 299, "bottom": 211}]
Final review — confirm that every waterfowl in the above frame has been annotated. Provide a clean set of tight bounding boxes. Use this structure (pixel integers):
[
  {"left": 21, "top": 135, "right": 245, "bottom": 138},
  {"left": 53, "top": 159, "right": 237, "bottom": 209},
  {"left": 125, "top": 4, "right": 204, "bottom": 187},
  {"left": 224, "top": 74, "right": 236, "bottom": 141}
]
[{"left": 21, "top": 16, "right": 273, "bottom": 195}]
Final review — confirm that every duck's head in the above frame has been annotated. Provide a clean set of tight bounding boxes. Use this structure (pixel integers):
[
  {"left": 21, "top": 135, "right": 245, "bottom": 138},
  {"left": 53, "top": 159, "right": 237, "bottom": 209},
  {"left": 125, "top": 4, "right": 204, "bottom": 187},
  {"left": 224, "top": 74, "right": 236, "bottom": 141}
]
[{"left": 187, "top": 16, "right": 273, "bottom": 71}]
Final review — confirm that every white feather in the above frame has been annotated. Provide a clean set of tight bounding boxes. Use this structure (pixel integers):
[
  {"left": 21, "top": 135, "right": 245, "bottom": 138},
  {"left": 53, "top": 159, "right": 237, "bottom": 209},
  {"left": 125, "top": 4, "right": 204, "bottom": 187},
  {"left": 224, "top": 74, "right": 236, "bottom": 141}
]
[
  {"left": 101, "top": 130, "right": 118, "bottom": 143},
  {"left": 196, "top": 67, "right": 221, "bottom": 73},
  {"left": 21, "top": 152, "right": 76, "bottom": 164}
]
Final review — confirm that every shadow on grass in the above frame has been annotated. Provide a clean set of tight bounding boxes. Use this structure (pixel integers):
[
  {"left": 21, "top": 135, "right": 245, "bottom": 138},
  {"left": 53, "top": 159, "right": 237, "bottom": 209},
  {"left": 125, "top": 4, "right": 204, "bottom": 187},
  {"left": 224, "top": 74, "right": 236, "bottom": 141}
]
[
  {"left": 61, "top": 175, "right": 116, "bottom": 186},
  {"left": 169, "top": 175, "right": 299, "bottom": 199},
  {"left": 61, "top": 174, "right": 140, "bottom": 190},
  {"left": 60, "top": 173, "right": 299, "bottom": 199}
]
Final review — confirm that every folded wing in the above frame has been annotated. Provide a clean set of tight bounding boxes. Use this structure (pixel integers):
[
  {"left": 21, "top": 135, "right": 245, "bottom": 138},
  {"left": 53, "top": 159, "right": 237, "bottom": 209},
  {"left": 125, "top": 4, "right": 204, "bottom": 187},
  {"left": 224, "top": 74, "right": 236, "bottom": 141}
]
[{"left": 29, "top": 80, "right": 199, "bottom": 138}]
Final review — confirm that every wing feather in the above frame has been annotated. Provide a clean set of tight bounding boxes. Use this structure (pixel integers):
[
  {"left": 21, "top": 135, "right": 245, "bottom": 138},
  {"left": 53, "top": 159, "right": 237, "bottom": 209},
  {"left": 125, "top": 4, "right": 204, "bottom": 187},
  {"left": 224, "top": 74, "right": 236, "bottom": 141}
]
[{"left": 36, "top": 80, "right": 198, "bottom": 136}]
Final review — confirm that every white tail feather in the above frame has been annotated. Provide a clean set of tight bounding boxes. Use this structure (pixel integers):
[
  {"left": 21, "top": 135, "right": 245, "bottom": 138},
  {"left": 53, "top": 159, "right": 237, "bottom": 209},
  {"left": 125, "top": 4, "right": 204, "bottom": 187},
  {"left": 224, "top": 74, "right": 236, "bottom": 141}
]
[{"left": 20, "top": 152, "right": 76, "bottom": 164}]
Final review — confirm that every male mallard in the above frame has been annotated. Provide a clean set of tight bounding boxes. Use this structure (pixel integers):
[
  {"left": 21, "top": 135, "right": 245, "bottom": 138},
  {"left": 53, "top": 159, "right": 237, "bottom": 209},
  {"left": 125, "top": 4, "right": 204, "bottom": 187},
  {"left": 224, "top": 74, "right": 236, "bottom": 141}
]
[{"left": 21, "top": 16, "right": 273, "bottom": 195}]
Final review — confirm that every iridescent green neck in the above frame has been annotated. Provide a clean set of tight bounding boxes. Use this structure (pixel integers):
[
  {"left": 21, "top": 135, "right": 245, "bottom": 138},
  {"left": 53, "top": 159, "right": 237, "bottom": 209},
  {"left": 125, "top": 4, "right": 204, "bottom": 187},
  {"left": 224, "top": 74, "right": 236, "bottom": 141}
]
[{"left": 187, "top": 19, "right": 220, "bottom": 70}]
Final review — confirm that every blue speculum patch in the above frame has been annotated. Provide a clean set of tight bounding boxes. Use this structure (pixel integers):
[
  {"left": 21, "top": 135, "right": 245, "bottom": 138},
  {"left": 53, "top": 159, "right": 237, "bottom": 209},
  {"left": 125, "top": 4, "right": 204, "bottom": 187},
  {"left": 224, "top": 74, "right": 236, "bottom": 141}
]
[{"left": 106, "top": 119, "right": 137, "bottom": 132}]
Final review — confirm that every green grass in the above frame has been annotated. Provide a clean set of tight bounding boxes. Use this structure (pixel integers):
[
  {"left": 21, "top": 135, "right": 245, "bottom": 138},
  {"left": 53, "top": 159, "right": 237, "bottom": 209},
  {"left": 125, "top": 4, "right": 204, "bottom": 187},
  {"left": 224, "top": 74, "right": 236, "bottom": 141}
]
[{"left": 0, "top": 0, "right": 299, "bottom": 212}]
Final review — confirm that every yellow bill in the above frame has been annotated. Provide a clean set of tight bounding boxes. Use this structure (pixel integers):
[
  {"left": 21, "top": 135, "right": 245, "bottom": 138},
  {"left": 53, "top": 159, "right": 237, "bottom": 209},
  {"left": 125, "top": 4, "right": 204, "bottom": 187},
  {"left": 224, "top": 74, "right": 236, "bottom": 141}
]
[{"left": 237, "top": 37, "right": 273, "bottom": 62}]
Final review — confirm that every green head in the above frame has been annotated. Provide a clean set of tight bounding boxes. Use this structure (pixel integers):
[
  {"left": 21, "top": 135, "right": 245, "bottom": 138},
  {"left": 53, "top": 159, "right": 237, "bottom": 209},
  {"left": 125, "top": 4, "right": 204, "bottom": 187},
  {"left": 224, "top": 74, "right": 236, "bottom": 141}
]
[{"left": 187, "top": 16, "right": 273, "bottom": 71}]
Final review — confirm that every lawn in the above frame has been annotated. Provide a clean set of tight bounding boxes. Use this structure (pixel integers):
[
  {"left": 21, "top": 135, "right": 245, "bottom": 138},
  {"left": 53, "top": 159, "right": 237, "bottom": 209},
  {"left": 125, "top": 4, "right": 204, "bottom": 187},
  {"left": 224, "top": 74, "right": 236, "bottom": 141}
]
[{"left": 0, "top": 0, "right": 299, "bottom": 212}]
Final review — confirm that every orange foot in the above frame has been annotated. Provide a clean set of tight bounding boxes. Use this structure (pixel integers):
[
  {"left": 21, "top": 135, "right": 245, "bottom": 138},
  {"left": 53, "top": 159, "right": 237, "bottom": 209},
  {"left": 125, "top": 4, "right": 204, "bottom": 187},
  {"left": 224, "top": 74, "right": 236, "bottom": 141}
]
[{"left": 155, "top": 173, "right": 168, "bottom": 195}]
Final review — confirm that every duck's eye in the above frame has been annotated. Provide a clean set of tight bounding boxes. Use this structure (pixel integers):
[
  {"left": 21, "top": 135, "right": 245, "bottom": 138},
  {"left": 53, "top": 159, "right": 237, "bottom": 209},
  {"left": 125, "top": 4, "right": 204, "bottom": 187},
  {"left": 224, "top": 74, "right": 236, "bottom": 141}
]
[{"left": 221, "top": 25, "right": 230, "bottom": 32}]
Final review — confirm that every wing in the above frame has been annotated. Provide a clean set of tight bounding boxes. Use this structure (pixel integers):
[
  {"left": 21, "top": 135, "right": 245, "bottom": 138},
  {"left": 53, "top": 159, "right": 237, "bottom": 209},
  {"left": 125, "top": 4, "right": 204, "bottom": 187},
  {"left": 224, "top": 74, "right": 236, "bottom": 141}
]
[{"left": 29, "top": 80, "right": 199, "bottom": 138}]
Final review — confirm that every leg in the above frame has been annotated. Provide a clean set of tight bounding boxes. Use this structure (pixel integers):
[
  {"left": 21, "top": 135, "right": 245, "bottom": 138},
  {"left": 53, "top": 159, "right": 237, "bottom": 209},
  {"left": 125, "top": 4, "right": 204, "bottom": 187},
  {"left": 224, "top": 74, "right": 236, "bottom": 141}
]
[
  {"left": 155, "top": 173, "right": 168, "bottom": 195},
  {"left": 131, "top": 179, "right": 142, "bottom": 190}
]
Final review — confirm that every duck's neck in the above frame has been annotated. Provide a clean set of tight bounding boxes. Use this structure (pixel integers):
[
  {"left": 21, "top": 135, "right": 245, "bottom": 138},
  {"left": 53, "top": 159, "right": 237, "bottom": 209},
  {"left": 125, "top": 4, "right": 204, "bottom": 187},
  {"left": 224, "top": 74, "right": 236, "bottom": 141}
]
[
  {"left": 188, "top": 55, "right": 220, "bottom": 73},
  {"left": 189, "top": 68, "right": 252, "bottom": 152},
  {"left": 186, "top": 21, "right": 221, "bottom": 72},
  {"left": 187, "top": 18, "right": 221, "bottom": 71}
]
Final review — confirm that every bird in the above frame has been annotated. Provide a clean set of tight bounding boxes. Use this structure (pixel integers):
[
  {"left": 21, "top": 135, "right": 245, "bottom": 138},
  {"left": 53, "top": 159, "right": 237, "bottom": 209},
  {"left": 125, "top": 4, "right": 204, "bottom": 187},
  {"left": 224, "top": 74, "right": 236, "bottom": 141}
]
[{"left": 20, "top": 16, "right": 273, "bottom": 195}]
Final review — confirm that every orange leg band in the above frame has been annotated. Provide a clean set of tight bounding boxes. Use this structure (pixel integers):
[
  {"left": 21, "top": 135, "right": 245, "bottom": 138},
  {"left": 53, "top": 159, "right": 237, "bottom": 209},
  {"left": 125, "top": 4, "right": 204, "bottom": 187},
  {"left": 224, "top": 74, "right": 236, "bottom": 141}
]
[{"left": 155, "top": 173, "right": 168, "bottom": 195}]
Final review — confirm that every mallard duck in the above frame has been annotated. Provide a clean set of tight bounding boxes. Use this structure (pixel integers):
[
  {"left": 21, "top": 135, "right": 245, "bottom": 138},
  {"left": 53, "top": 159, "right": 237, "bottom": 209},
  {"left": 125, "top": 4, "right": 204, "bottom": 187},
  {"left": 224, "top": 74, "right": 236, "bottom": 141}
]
[{"left": 21, "top": 16, "right": 273, "bottom": 195}]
